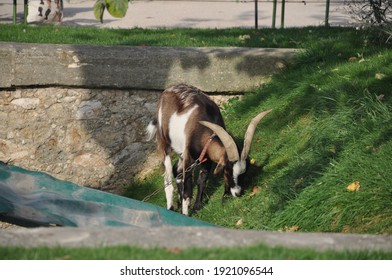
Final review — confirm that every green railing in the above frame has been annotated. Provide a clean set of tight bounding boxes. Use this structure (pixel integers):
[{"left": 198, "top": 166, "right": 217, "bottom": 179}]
[
  {"left": 266, "top": 0, "right": 331, "bottom": 29},
  {"left": 12, "top": 0, "right": 28, "bottom": 24}
]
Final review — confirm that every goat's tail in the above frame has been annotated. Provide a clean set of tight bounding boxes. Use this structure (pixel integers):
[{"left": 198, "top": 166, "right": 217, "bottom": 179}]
[{"left": 146, "top": 119, "right": 157, "bottom": 141}]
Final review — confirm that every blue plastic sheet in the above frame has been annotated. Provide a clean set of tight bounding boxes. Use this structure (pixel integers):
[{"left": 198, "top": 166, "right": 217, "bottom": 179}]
[{"left": 0, "top": 162, "right": 213, "bottom": 228}]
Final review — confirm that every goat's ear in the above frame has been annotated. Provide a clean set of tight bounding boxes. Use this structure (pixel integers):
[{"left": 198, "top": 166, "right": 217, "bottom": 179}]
[{"left": 213, "top": 158, "right": 225, "bottom": 175}]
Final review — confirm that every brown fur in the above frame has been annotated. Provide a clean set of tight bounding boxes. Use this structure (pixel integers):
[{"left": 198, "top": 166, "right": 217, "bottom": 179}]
[{"left": 150, "top": 84, "right": 237, "bottom": 214}]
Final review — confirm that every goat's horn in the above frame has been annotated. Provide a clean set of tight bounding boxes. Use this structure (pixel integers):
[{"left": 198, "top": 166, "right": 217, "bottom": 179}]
[
  {"left": 199, "top": 121, "right": 240, "bottom": 162},
  {"left": 241, "top": 109, "right": 273, "bottom": 160}
]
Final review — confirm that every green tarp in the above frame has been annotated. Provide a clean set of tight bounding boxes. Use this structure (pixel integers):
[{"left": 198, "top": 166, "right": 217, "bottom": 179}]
[{"left": 0, "top": 162, "right": 213, "bottom": 228}]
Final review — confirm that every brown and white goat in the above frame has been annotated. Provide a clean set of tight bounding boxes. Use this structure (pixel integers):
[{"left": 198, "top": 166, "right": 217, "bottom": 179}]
[{"left": 147, "top": 84, "right": 271, "bottom": 215}]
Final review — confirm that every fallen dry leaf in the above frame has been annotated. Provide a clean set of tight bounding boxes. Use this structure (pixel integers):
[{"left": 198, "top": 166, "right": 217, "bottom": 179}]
[
  {"left": 329, "top": 146, "right": 337, "bottom": 154},
  {"left": 292, "top": 178, "right": 304, "bottom": 188},
  {"left": 56, "top": 255, "right": 71, "bottom": 260},
  {"left": 347, "top": 181, "right": 361, "bottom": 191},
  {"left": 248, "top": 186, "right": 262, "bottom": 198},
  {"left": 284, "top": 225, "right": 300, "bottom": 232},
  {"left": 167, "top": 247, "right": 182, "bottom": 255},
  {"left": 239, "top": 34, "right": 250, "bottom": 41},
  {"left": 375, "top": 73, "right": 386, "bottom": 80},
  {"left": 236, "top": 218, "right": 243, "bottom": 227}
]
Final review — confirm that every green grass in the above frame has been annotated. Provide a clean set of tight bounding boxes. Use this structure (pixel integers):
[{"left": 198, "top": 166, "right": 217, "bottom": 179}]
[
  {"left": 0, "top": 24, "right": 388, "bottom": 49},
  {"left": 123, "top": 27, "right": 392, "bottom": 234},
  {"left": 1, "top": 244, "right": 391, "bottom": 260}
]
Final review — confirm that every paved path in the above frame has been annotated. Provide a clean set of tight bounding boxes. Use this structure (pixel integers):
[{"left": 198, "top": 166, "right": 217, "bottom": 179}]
[
  {"left": 1, "top": 0, "right": 356, "bottom": 29},
  {"left": 1, "top": 226, "right": 391, "bottom": 251}
]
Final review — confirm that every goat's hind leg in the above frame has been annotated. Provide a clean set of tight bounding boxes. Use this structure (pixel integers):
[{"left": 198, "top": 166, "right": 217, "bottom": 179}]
[{"left": 173, "top": 159, "right": 183, "bottom": 210}]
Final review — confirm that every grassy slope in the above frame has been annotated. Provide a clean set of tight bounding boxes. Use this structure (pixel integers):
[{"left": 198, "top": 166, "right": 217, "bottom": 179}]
[
  {"left": 225, "top": 48, "right": 392, "bottom": 234},
  {"left": 125, "top": 28, "right": 392, "bottom": 234}
]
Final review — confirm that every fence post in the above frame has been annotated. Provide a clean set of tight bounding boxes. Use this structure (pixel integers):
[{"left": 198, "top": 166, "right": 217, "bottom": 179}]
[
  {"left": 255, "top": 0, "right": 258, "bottom": 29},
  {"left": 272, "top": 0, "right": 277, "bottom": 28},
  {"left": 325, "top": 0, "right": 330, "bottom": 26},
  {"left": 24, "top": 0, "right": 28, "bottom": 24},
  {"left": 281, "top": 0, "right": 286, "bottom": 28},
  {"left": 13, "top": 0, "right": 17, "bottom": 24}
]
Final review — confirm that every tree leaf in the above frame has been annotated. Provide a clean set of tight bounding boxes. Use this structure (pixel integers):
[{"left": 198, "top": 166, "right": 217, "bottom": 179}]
[
  {"left": 93, "top": 0, "right": 106, "bottom": 23},
  {"left": 106, "top": 0, "right": 128, "bottom": 18}
]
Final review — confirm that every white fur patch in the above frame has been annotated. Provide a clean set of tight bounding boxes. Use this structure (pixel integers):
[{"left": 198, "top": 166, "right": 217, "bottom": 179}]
[
  {"left": 233, "top": 160, "right": 246, "bottom": 185},
  {"left": 158, "top": 107, "right": 163, "bottom": 131},
  {"left": 231, "top": 185, "right": 242, "bottom": 197},
  {"left": 231, "top": 160, "right": 246, "bottom": 197},
  {"left": 182, "top": 197, "right": 191, "bottom": 216},
  {"left": 146, "top": 121, "right": 157, "bottom": 141},
  {"left": 168, "top": 105, "right": 198, "bottom": 154},
  {"left": 163, "top": 155, "right": 174, "bottom": 209}
]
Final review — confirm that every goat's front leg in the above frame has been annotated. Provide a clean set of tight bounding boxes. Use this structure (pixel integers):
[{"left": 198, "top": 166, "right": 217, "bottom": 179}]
[
  {"left": 174, "top": 153, "right": 193, "bottom": 215},
  {"left": 182, "top": 169, "right": 193, "bottom": 216},
  {"left": 163, "top": 154, "right": 174, "bottom": 210},
  {"left": 194, "top": 161, "right": 211, "bottom": 211}
]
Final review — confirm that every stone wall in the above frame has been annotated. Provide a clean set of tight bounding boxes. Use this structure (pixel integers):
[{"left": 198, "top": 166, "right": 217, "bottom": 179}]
[
  {"left": 0, "top": 42, "right": 298, "bottom": 193},
  {"left": 0, "top": 88, "right": 158, "bottom": 193}
]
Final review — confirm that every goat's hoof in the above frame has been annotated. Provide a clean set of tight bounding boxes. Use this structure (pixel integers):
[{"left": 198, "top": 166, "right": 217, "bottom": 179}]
[
  {"left": 193, "top": 203, "right": 203, "bottom": 212},
  {"left": 221, "top": 194, "right": 231, "bottom": 204}
]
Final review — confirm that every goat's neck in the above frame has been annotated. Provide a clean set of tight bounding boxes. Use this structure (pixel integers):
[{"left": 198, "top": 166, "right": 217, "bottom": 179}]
[{"left": 206, "top": 141, "right": 227, "bottom": 164}]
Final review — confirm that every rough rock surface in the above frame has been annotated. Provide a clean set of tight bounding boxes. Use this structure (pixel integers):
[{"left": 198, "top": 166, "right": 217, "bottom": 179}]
[{"left": 0, "top": 88, "right": 159, "bottom": 193}]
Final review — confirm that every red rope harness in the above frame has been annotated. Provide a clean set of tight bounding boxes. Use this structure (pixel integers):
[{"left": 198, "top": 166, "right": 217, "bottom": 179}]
[
  {"left": 197, "top": 133, "right": 216, "bottom": 164},
  {"left": 176, "top": 133, "right": 217, "bottom": 182}
]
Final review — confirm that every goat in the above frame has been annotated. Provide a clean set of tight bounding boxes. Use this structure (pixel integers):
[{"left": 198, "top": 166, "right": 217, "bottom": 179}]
[{"left": 147, "top": 84, "right": 272, "bottom": 215}]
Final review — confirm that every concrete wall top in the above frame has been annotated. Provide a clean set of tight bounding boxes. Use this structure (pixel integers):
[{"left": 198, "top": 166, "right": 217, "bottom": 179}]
[{"left": 0, "top": 42, "right": 299, "bottom": 93}]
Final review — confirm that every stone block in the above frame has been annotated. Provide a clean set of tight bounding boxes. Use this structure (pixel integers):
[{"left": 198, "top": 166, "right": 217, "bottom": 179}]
[{"left": 0, "top": 42, "right": 299, "bottom": 93}]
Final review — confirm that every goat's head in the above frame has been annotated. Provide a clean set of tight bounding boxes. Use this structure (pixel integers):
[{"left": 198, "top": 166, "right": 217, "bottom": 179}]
[{"left": 200, "top": 109, "right": 272, "bottom": 197}]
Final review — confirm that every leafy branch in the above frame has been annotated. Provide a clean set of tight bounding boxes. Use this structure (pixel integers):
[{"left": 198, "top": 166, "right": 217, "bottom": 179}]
[{"left": 94, "top": 0, "right": 130, "bottom": 23}]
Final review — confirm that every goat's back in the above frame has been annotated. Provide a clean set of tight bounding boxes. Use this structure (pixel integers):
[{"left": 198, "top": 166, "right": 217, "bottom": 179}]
[
  {"left": 159, "top": 84, "right": 225, "bottom": 125},
  {"left": 156, "top": 84, "right": 225, "bottom": 155}
]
